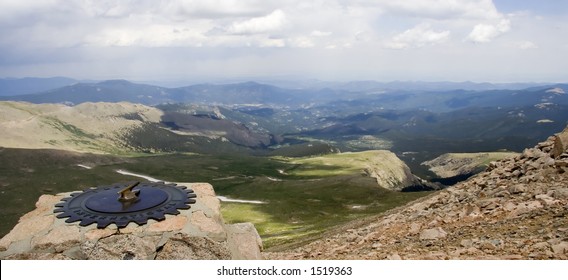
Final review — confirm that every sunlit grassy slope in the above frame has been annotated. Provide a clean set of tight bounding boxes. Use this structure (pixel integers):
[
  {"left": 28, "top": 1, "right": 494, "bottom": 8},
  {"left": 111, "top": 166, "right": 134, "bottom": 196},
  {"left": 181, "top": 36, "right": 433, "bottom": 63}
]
[{"left": 286, "top": 150, "right": 407, "bottom": 177}]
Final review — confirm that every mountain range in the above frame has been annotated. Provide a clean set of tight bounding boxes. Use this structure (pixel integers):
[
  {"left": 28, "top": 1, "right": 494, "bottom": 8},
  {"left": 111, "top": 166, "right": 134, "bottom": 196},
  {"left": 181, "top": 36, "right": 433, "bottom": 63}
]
[
  {"left": 2, "top": 78, "right": 567, "bottom": 165},
  {"left": 1, "top": 78, "right": 566, "bottom": 109},
  {"left": 0, "top": 77, "right": 553, "bottom": 95}
]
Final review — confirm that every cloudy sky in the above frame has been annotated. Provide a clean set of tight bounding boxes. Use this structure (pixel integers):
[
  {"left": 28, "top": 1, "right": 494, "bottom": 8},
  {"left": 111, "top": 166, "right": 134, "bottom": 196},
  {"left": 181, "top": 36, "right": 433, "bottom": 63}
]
[{"left": 0, "top": 0, "right": 566, "bottom": 83}]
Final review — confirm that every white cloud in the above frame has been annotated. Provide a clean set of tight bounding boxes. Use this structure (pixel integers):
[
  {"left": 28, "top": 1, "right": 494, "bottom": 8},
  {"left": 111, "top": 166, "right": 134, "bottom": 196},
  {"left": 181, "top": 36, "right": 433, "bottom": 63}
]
[
  {"left": 467, "top": 19, "right": 511, "bottom": 43},
  {"left": 288, "top": 37, "right": 314, "bottom": 48},
  {"left": 518, "top": 41, "right": 538, "bottom": 49},
  {"left": 0, "top": 1, "right": 498, "bottom": 50},
  {"left": 227, "top": 9, "right": 286, "bottom": 35},
  {"left": 0, "top": 0, "right": 566, "bottom": 82},
  {"left": 0, "top": 0, "right": 62, "bottom": 21},
  {"left": 163, "top": 0, "right": 277, "bottom": 19},
  {"left": 375, "top": 0, "right": 502, "bottom": 20},
  {"left": 258, "top": 38, "right": 286, "bottom": 48},
  {"left": 311, "top": 30, "right": 332, "bottom": 37},
  {"left": 385, "top": 23, "right": 450, "bottom": 49},
  {"left": 84, "top": 25, "right": 207, "bottom": 47}
]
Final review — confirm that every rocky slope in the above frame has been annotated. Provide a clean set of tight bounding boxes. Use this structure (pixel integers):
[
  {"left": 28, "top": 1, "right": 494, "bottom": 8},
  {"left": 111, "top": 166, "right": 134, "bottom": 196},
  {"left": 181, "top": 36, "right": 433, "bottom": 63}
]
[
  {"left": 266, "top": 126, "right": 568, "bottom": 259},
  {"left": 360, "top": 151, "right": 439, "bottom": 191}
]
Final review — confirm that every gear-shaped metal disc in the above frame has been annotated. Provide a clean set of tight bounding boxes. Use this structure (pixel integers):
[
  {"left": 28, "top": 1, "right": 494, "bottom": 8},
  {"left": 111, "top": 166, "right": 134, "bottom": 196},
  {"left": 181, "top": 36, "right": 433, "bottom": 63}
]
[{"left": 53, "top": 181, "right": 196, "bottom": 228}]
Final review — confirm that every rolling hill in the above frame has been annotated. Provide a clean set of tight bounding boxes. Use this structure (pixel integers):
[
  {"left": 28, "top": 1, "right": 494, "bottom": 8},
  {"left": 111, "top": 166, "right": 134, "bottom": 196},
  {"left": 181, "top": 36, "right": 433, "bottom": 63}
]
[
  {"left": 1, "top": 80, "right": 170, "bottom": 105},
  {"left": 0, "top": 101, "right": 280, "bottom": 154}
]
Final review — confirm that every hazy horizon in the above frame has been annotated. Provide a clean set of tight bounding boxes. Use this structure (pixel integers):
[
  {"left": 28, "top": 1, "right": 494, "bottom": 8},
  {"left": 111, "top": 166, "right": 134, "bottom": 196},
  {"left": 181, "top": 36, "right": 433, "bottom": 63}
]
[{"left": 1, "top": 75, "right": 565, "bottom": 88}]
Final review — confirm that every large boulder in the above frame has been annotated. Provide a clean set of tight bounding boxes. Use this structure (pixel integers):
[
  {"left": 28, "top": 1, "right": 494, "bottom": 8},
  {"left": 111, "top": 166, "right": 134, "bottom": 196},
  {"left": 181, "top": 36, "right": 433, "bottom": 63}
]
[
  {"left": 0, "top": 183, "right": 262, "bottom": 260},
  {"left": 552, "top": 126, "right": 568, "bottom": 158}
]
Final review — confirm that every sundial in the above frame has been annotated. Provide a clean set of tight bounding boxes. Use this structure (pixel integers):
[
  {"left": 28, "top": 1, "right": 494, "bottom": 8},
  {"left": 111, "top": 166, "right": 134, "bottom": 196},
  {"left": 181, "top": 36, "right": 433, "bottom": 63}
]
[{"left": 54, "top": 181, "right": 196, "bottom": 228}]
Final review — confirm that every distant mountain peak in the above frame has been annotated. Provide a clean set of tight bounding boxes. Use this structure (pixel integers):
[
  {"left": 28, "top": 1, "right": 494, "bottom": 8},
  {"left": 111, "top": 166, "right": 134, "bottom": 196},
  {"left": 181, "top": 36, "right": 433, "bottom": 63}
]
[
  {"left": 97, "top": 79, "right": 135, "bottom": 86},
  {"left": 241, "top": 81, "right": 262, "bottom": 86}
]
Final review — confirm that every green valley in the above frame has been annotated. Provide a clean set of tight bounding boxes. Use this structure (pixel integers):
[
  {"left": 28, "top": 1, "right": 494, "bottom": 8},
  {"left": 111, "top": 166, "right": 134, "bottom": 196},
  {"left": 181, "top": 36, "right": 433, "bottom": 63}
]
[{"left": 0, "top": 148, "right": 428, "bottom": 247}]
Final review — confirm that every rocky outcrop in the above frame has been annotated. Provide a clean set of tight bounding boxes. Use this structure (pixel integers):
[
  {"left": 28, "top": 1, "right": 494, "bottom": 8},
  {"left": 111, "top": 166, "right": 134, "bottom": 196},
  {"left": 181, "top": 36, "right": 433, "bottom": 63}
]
[
  {"left": 363, "top": 154, "right": 416, "bottom": 191},
  {"left": 0, "top": 183, "right": 262, "bottom": 260},
  {"left": 422, "top": 152, "right": 518, "bottom": 179},
  {"left": 291, "top": 150, "right": 437, "bottom": 191},
  {"left": 552, "top": 126, "right": 568, "bottom": 158},
  {"left": 359, "top": 150, "right": 439, "bottom": 191},
  {"left": 266, "top": 126, "right": 568, "bottom": 260}
]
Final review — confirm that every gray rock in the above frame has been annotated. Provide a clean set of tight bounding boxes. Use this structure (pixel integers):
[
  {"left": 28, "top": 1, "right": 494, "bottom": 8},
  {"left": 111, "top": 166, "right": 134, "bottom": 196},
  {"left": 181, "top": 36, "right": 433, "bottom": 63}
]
[
  {"left": 552, "top": 189, "right": 568, "bottom": 199},
  {"left": 543, "top": 158, "right": 555, "bottom": 167},
  {"left": 477, "top": 198, "right": 500, "bottom": 209},
  {"left": 460, "top": 239, "right": 473, "bottom": 247},
  {"left": 155, "top": 233, "right": 231, "bottom": 260},
  {"left": 82, "top": 234, "right": 158, "bottom": 260},
  {"left": 62, "top": 246, "right": 87, "bottom": 259},
  {"left": 371, "top": 242, "right": 383, "bottom": 249},
  {"left": 551, "top": 242, "right": 568, "bottom": 256},
  {"left": 508, "top": 184, "right": 527, "bottom": 194},
  {"left": 479, "top": 242, "right": 496, "bottom": 251},
  {"left": 408, "top": 222, "right": 421, "bottom": 235},
  {"left": 386, "top": 253, "right": 402, "bottom": 260},
  {"left": 552, "top": 127, "right": 568, "bottom": 158},
  {"left": 4, "top": 252, "right": 70, "bottom": 260},
  {"left": 531, "top": 242, "right": 550, "bottom": 251},
  {"left": 419, "top": 228, "right": 447, "bottom": 240},
  {"left": 225, "top": 223, "right": 263, "bottom": 260},
  {"left": 31, "top": 225, "right": 81, "bottom": 253}
]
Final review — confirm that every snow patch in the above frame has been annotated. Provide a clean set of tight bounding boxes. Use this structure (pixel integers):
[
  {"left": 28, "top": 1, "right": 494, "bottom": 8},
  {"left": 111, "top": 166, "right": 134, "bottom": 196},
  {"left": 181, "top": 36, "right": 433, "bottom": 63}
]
[
  {"left": 115, "top": 169, "right": 166, "bottom": 183},
  {"left": 217, "top": 196, "right": 267, "bottom": 204},
  {"left": 537, "top": 119, "right": 554, "bottom": 123},
  {"left": 535, "top": 103, "right": 555, "bottom": 109},
  {"left": 546, "top": 88, "right": 565, "bottom": 95},
  {"left": 76, "top": 164, "right": 92, "bottom": 170}
]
